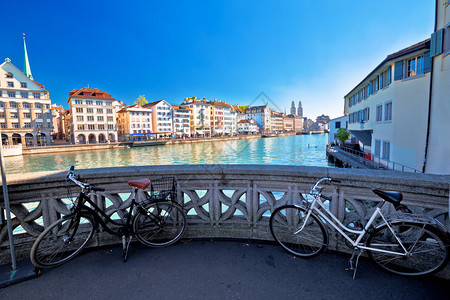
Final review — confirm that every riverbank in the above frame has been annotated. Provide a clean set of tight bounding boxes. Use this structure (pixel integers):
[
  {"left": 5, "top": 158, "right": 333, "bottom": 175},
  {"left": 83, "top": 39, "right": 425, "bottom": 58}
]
[{"left": 21, "top": 134, "right": 263, "bottom": 155}]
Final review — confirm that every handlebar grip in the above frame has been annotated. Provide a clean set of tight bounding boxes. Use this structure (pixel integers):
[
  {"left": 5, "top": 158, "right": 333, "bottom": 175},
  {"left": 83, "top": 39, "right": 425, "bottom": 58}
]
[
  {"left": 330, "top": 179, "right": 341, "bottom": 183},
  {"left": 91, "top": 186, "right": 105, "bottom": 192},
  {"left": 69, "top": 166, "right": 75, "bottom": 172}
]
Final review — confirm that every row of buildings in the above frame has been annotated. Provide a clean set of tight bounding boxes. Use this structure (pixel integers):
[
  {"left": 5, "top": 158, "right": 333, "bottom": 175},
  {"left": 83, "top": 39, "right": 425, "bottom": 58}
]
[
  {"left": 1, "top": 39, "right": 308, "bottom": 145},
  {"left": 329, "top": 0, "right": 449, "bottom": 175}
]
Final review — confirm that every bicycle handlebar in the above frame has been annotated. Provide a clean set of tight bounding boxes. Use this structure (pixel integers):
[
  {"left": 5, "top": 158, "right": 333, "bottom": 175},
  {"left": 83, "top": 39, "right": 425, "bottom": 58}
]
[
  {"left": 67, "top": 166, "right": 105, "bottom": 192},
  {"left": 310, "top": 177, "right": 341, "bottom": 194}
]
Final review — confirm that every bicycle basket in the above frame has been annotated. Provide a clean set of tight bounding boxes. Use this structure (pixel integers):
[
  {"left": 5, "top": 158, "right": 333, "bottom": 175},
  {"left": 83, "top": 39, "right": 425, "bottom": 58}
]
[{"left": 148, "top": 177, "right": 177, "bottom": 202}]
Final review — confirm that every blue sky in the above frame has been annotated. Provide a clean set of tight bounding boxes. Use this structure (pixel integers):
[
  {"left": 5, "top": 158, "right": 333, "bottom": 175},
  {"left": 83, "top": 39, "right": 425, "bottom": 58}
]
[{"left": 2, "top": 0, "right": 434, "bottom": 119}]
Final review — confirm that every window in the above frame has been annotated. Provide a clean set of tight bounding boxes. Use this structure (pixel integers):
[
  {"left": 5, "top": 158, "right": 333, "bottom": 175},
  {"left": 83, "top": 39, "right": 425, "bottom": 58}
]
[
  {"left": 6, "top": 73, "right": 13, "bottom": 78},
  {"left": 84, "top": 93, "right": 92, "bottom": 97},
  {"left": 12, "top": 123, "right": 19, "bottom": 128},
  {"left": 21, "top": 82, "right": 27, "bottom": 88},
  {"left": 335, "top": 121, "right": 341, "bottom": 129},
  {"left": 10, "top": 112, "right": 18, "bottom": 118},
  {"left": 108, "top": 124, "right": 114, "bottom": 130},
  {"left": 87, "top": 108, "right": 94, "bottom": 113},
  {"left": 76, "top": 108, "right": 83, "bottom": 113},
  {"left": 23, "top": 102, "right": 31, "bottom": 108},
  {"left": 7, "top": 82, "right": 14, "bottom": 87},
  {"left": 0, "top": 112, "right": 4, "bottom": 118},
  {"left": 374, "top": 140, "right": 381, "bottom": 157},
  {"left": 97, "top": 116, "right": 104, "bottom": 121},
  {"left": 77, "top": 116, "right": 84, "bottom": 122},
  {"left": 384, "top": 101, "right": 392, "bottom": 121},
  {"left": 96, "top": 101, "right": 103, "bottom": 105},
  {"left": 0, "top": 102, "right": 3, "bottom": 107},
  {"left": 75, "top": 100, "right": 83, "bottom": 104},
  {"left": 77, "top": 124, "right": 85, "bottom": 130},
  {"left": 406, "top": 55, "right": 424, "bottom": 77},
  {"left": 376, "top": 105, "right": 383, "bottom": 122},
  {"left": 21, "top": 92, "right": 28, "bottom": 98},
  {"left": 23, "top": 113, "right": 31, "bottom": 118},
  {"left": 36, "top": 113, "right": 42, "bottom": 118},
  {"left": 0, "top": 123, "right": 5, "bottom": 128},
  {"left": 97, "top": 109, "right": 103, "bottom": 113},
  {"left": 33, "top": 93, "right": 41, "bottom": 99},
  {"left": 87, "top": 116, "right": 94, "bottom": 121},
  {"left": 35, "top": 103, "right": 42, "bottom": 108},
  {"left": 106, "top": 101, "right": 112, "bottom": 106},
  {"left": 24, "top": 122, "right": 31, "bottom": 128},
  {"left": 8, "top": 92, "right": 16, "bottom": 98},
  {"left": 382, "top": 141, "right": 390, "bottom": 160},
  {"left": 88, "top": 124, "right": 96, "bottom": 130},
  {"left": 98, "top": 124, "right": 105, "bottom": 130},
  {"left": 107, "top": 109, "right": 113, "bottom": 114},
  {"left": 107, "top": 116, "right": 113, "bottom": 122},
  {"left": 10, "top": 102, "right": 18, "bottom": 108},
  {"left": 86, "top": 100, "right": 93, "bottom": 105}
]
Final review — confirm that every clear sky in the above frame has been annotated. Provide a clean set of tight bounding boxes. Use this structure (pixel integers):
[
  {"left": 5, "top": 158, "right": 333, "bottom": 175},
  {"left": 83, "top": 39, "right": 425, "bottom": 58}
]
[{"left": 2, "top": 0, "right": 435, "bottom": 119}]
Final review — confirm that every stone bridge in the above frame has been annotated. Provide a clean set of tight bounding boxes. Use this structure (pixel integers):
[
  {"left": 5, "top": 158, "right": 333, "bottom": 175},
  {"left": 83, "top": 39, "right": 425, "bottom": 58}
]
[{"left": 0, "top": 165, "right": 449, "bottom": 276}]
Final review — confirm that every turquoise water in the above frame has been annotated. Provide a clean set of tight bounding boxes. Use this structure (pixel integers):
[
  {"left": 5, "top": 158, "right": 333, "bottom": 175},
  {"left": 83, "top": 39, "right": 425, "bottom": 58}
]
[{"left": 4, "top": 134, "right": 332, "bottom": 174}]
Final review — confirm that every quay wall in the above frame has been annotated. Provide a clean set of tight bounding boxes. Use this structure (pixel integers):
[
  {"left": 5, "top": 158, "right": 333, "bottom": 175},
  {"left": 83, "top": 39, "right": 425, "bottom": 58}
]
[{"left": 1, "top": 165, "right": 449, "bottom": 277}]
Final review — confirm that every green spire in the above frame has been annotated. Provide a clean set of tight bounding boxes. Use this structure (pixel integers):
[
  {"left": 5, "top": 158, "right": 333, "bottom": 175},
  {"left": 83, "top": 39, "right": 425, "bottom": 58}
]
[{"left": 23, "top": 34, "right": 33, "bottom": 80}]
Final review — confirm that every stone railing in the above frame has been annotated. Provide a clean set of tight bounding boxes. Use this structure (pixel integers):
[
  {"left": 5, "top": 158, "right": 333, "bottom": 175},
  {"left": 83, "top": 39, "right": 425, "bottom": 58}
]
[{"left": 1, "top": 165, "right": 449, "bottom": 275}]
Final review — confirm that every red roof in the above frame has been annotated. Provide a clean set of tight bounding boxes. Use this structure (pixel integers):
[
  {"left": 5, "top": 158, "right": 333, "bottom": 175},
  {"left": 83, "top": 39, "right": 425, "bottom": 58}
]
[{"left": 68, "top": 88, "right": 115, "bottom": 100}]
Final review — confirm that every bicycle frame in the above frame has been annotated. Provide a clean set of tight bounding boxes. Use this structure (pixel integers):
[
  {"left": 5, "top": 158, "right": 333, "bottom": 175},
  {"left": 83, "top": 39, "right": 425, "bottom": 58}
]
[{"left": 300, "top": 191, "right": 409, "bottom": 257}]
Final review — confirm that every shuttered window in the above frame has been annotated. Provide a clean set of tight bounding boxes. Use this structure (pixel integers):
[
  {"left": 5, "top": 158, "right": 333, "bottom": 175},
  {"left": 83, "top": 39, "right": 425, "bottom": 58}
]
[{"left": 430, "top": 28, "right": 444, "bottom": 57}]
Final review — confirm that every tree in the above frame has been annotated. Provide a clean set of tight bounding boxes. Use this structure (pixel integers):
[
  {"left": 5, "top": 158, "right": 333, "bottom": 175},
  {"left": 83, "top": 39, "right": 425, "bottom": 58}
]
[
  {"left": 135, "top": 95, "right": 148, "bottom": 106},
  {"left": 239, "top": 105, "right": 249, "bottom": 113},
  {"left": 336, "top": 128, "right": 350, "bottom": 144}
]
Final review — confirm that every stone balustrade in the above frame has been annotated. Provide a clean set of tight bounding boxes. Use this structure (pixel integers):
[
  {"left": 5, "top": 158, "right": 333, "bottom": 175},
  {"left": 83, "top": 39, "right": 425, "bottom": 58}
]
[{"left": 1, "top": 165, "right": 449, "bottom": 276}]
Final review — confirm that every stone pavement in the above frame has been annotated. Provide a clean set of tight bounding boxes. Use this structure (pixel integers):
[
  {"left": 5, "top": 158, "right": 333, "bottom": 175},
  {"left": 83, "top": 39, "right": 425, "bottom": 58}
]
[{"left": 0, "top": 240, "right": 449, "bottom": 299}]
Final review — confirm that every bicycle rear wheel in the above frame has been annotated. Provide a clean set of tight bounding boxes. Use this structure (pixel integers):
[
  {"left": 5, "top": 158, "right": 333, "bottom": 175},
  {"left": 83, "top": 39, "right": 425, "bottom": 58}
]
[
  {"left": 269, "top": 205, "right": 327, "bottom": 257},
  {"left": 30, "top": 214, "right": 95, "bottom": 268},
  {"left": 366, "top": 222, "right": 449, "bottom": 276},
  {"left": 133, "top": 201, "right": 186, "bottom": 247}
]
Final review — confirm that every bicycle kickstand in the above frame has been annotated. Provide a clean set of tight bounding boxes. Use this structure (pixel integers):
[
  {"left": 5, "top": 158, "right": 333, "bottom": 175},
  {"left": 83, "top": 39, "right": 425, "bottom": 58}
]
[
  {"left": 122, "top": 235, "right": 132, "bottom": 262},
  {"left": 345, "top": 247, "right": 363, "bottom": 279}
]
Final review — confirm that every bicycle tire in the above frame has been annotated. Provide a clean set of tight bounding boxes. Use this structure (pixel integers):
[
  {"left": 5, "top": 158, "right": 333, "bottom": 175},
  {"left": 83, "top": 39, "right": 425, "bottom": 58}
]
[
  {"left": 366, "top": 222, "right": 449, "bottom": 276},
  {"left": 133, "top": 201, "right": 186, "bottom": 247},
  {"left": 269, "top": 205, "right": 327, "bottom": 257},
  {"left": 30, "top": 213, "right": 95, "bottom": 268}
]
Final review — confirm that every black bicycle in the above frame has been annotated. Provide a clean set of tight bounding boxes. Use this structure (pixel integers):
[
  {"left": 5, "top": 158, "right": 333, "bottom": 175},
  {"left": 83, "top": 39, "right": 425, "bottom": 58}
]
[{"left": 30, "top": 166, "right": 187, "bottom": 268}]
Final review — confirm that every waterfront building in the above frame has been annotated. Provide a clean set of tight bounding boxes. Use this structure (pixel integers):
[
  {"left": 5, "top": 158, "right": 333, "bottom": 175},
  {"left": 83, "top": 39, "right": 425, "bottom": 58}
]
[
  {"left": 0, "top": 56, "right": 52, "bottom": 146},
  {"left": 67, "top": 88, "right": 121, "bottom": 143},
  {"left": 245, "top": 104, "right": 271, "bottom": 133},
  {"left": 423, "top": 0, "right": 450, "bottom": 174},
  {"left": 51, "top": 104, "right": 66, "bottom": 141},
  {"left": 297, "top": 101, "right": 303, "bottom": 118},
  {"left": 344, "top": 39, "right": 432, "bottom": 171},
  {"left": 328, "top": 115, "right": 352, "bottom": 144},
  {"left": 316, "top": 114, "right": 330, "bottom": 131},
  {"left": 228, "top": 105, "right": 237, "bottom": 135},
  {"left": 287, "top": 114, "right": 303, "bottom": 132},
  {"left": 117, "top": 104, "right": 153, "bottom": 141},
  {"left": 180, "top": 97, "right": 211, "bottom": 137},
  {"left": 282, "top": 115, "right": 294, "bottom": 132},
  {"left": 237, "top": 119, "right": 259, "bottom": 134},
  {"left": 172, "top": 105, "right": 190, "bottom": 138},
  {"left": 143, "top": 100, "right": 173, "bottom": 138},
  {"left": 270, "top": 110, "right": 284, "bottom": 132}
]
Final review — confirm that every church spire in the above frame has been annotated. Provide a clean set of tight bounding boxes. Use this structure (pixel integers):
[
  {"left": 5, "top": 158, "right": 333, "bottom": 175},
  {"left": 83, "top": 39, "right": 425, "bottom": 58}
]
[{"left": 23, "top": 33, "right": 33, "bottom": 80}]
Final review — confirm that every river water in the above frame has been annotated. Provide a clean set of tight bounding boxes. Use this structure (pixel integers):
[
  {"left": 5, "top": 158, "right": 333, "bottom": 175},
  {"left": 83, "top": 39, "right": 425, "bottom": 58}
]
[{"left": 4, "top": 134, "right": 332, "bottom": 174}]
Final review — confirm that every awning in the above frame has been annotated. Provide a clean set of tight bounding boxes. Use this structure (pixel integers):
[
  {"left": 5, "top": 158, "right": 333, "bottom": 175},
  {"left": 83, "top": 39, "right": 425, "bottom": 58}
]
[{"left": 349, "top": 130, "right": 373, "bottom": 146}]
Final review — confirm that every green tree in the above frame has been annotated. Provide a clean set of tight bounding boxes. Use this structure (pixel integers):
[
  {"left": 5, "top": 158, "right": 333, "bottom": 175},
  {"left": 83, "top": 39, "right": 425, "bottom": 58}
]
[
  {"left": 336, "top": 128, "right": 350, "bottom": 144},
  {"left": 135, "top": 95, "right": 148, "bottom": 106},
  {"left": 239, "top": 105, "right": 249, "bottom": 113}
]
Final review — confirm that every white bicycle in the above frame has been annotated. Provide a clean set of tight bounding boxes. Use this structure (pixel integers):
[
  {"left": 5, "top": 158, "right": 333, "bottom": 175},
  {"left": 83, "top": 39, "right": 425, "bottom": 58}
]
[{"left": 269, "top": 178, "right": 449, "bottom": 277}]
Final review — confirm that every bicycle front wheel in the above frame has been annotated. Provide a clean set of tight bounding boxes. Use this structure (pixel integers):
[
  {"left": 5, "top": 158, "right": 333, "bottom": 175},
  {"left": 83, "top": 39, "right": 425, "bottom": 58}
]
[
  {"left": 30, "top": 214, "right": 95, "bottom": 268},
  {"left": 133, "top": 201, "right": 186, "bottom": 247},
  {"left": 366, "top": 222, "right": 449, "bottom": 276},
  {"left": 269, "top": 205, "right": 327, "bottom": 257}
]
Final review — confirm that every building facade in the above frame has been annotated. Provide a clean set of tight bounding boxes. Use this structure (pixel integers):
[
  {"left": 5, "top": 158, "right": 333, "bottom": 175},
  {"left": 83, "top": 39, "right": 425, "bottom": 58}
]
[
  {"left": 172, "top": 105, "right": 191, "bottom": 138},
  {"left": 143, "top": 100, "right": 173, "bottom": 138},
  {"left": 345, "top": 39, "right": 432, "bottom": 171},
  {"left": 180, "top": 97, "right": 211, "bottom": 137},
  {"left": 117, "top": 104, "right": 153, "bottom": 141},
  {"left": 270, "top": 110, "right": 283, "bottom": 132},
  {"left": 245, "top": 104, "right": 271, "bottom": 133},
  {"left": 67, "top": 88, "right": 121, "bottom": 143},
  {"left": 0, "top": 58, "right": 52, "bottom": 146},
  {"left": 237, "top": 119, "right": 259, "bottom": 134}
]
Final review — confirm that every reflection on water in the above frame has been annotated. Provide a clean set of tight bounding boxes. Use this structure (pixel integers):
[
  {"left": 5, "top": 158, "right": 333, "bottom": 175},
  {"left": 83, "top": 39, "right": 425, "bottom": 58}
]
[{"left": 4, "top": 134, "right": 333, "bottom": 174}]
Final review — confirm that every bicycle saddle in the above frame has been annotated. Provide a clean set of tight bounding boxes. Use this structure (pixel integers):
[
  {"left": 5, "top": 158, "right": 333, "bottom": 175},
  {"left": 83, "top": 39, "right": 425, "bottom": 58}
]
[
  {"left": 372, "top": 189, "right": 403, "bottom": 205},
  {"left": 128, "top": 178, "right": 150, "bottom": 189}
]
